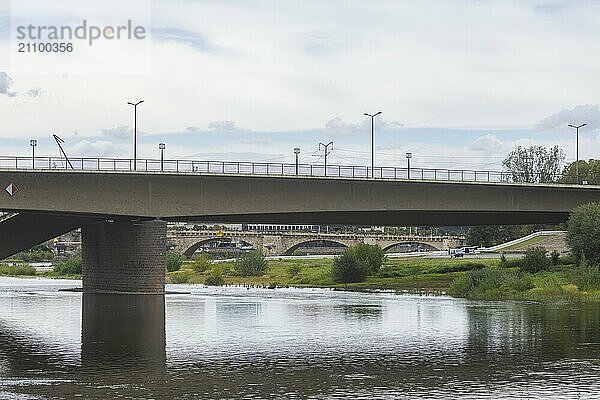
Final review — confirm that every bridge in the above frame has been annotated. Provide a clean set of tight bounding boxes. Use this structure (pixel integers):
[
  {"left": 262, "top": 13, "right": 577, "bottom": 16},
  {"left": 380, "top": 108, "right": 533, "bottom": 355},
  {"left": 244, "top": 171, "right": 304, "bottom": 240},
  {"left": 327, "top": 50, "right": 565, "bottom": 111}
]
[
  {"left": 1, "top": 156, "right": 599, "bottom": 294},
  {"left": 168, "top": 230, "right": 465, "bottom": 257}
]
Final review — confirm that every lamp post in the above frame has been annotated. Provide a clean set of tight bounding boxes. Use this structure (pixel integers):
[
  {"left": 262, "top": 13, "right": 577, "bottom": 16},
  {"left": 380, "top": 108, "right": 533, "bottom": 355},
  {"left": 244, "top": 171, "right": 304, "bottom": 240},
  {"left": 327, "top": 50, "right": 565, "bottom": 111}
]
[
  {"left": 364, "top": 111, "right": 382, "bottom": 177},
  {"left": 159, "top": 143, "right": 166, "bottom": 172},
  {"left": 568, "top": 123, "right": 587, "bottom": 184},
  {"left": 127, "top": 100, "right": 144, "bottom": 171},
  {"left": 406, "top": 152, "right": 412, "bottom": 179},
  {"left": 294, "top": 147, "right": 300, "bottom": 175},
  {"left": 30, "top": 139, "right": 37, "bottom": 169},
  {"left": 318, "top": 141, "right": 333, "bottom": 176}
]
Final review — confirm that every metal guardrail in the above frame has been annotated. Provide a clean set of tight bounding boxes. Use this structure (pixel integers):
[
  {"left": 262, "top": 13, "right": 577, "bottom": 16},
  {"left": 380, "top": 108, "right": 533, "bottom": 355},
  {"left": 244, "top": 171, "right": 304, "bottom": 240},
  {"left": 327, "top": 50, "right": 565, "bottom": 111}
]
[{"left": 0, "top": 155, "right": 577, "bottom": 184}]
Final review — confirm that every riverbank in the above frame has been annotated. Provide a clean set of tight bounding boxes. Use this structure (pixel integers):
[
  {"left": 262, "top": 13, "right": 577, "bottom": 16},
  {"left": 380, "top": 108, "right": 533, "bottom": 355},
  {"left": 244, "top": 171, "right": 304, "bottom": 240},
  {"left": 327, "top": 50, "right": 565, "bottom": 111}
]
[
  {"left": 3, "top": 256, "right": 599, "bottom": 301},
  {"left": 166, "top": 256, "right": 600, "bottom": 300}
]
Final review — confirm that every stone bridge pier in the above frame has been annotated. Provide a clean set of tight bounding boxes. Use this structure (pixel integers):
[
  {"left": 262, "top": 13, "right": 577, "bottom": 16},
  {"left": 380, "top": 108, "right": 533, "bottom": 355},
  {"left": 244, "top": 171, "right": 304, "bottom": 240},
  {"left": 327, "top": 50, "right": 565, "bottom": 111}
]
[{"left": 82, "top": 220, "right": 166, "bottom": 294}]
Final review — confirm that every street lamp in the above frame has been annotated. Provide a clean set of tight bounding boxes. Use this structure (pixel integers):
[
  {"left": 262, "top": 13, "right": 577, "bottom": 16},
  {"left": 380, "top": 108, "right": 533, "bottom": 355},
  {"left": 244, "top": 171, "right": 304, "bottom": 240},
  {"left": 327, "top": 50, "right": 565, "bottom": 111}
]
[
  {"left": 568, "top": 123, "right": 587, "bottom": 184},
  {"left": 29, "top": 139, "right": 37, "bottom": 169},
  {"left": 318, "top": 141, "right": 333, "bottom": 176},
  {"left": 294, "top": 147, "right": 300, "bottom": 175},
  {"left": 159, "top": 143, "right": 166, "bottom": 172},
  {"left": 406, "top": 152, "right": 412, "bottom": 179},
  {"left": 127, "top": 100, "right": 144, "bottom": 171},
  {"left": 364, "top": 111, "right": 382, "bottom": 178}
]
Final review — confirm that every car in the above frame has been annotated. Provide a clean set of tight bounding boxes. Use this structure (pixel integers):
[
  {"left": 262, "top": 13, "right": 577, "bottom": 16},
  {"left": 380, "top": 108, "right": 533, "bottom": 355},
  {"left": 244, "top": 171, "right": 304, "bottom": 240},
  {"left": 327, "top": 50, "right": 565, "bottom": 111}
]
[{"left": 449, "top": 248, "right": 465, "bottom": 258}]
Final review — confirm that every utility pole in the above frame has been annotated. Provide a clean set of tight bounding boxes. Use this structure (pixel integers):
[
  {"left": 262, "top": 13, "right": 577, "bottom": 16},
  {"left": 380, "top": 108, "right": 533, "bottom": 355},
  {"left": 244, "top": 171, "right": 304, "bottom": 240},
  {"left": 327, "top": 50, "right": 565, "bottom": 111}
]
[
  {"left": 29, "top": 139, "right": 37, "bottom": 169},
  {"left": 364, "top": 111, "right": 382, "bottom": 177},
  {"left": 568, "top": 123, "right": 587, "bottom": 184},
  {"left": 318, "top": 141, "right": 333, "bottom": 176},
  {"left": 294, "top": 148, "right": 300, "bottom": 175},
  {"left": 406, "top": 152, "right": 412, "bottom": 179},
  {"left": 159, "top": 143, "right": 166, "bottom": 171},
  {"left": 127, "top": 100, "right": 144, "bottom": 171}
]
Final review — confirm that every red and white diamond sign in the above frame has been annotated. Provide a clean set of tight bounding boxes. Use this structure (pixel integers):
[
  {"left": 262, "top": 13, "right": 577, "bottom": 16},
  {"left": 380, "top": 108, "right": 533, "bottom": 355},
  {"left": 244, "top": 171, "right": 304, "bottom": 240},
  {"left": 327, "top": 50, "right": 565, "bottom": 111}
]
[{"left": 5, "top": 183, "right": 18, "bottom": 196}]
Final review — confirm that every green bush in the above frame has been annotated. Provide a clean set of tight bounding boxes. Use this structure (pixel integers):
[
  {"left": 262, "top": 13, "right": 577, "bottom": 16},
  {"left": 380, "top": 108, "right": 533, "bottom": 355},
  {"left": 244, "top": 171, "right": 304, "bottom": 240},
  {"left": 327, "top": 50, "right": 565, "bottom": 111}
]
[
  {"left": 169, "top": 270, "right": 192, "bottom": 284},
  {"left": 166, "top": 252, "right": 185, "bottom": 272},
  {"left": 53, "top": 256, "right": 82, "bottom": 275},
  {"left": 347, "top": 243, "right": 385, "bottom": 275},
  {"left": 0, "top": 264, "right": 37, "bottom": 276},
  {"left": 521, "top": 246, "right": 550, "bottom": 273},
  {"left": 331, "top": 243, "right": 385, "bottom": 283},
  {"left": 434, "top": 262, "right": 488, "bottom": 274},
  {"left": 332, "top": 252, "right": 368, "bottom": 283},
  {"left": 188, "top": 253, "right": 212, "bottom": 272},
  {"left": 567, "top": 203, "right": 600, "bottom": 264},
  {"left": 21, "top": 249, "right": 54, "bottom": 262},
  {"left": 205, "top": 274, "right": 225, "bottom": 286},
  {"left": 234, "top": 251, "right": 267, "bottom": 277},
  {"left": 550, "top": 250, "right": 560, "bottom": 265},
  {"left": 449, "top": 266, "right": 532, "bottom": 298},
  {"left": 571, "top": 260, "right": 600, "bottom": 291},
  {"left": 499, "top": 253, "right": 507, "bottom": 266}
]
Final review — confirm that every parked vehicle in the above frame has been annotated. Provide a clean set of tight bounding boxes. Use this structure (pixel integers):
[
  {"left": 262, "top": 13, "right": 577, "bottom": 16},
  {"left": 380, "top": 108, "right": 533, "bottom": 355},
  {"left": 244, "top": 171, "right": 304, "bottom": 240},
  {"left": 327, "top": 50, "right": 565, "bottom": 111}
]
[{"left": 449, "top": 248, "right": 465, "bottom": 258}]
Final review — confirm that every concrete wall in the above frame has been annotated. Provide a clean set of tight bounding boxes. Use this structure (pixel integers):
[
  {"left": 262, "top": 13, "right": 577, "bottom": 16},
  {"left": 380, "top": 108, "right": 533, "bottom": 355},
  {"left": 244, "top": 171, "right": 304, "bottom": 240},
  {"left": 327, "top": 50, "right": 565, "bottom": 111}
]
[
  {"left": 2, "top": 170, "right": 600, "bottom": 225},
  {"left": 82, "top": 220, "right": 166, "bottom": 294}
]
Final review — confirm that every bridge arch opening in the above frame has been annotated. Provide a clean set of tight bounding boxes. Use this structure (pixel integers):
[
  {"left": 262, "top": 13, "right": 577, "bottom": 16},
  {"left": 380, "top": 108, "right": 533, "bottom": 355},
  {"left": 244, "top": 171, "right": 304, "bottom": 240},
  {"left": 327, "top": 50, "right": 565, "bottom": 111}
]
[
  {"left": 284, "top": 240, "right": 348, "bottom": 256},
  {"left": 383, "top": 242, "right": 440, "bottom": 253},
  {"left": 182, "top": 237, "right": 256, "bottom": 258}
]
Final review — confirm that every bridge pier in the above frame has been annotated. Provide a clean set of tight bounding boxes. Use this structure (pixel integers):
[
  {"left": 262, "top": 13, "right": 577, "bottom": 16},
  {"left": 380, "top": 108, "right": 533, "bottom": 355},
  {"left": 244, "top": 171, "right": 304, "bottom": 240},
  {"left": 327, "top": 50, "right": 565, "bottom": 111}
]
[{"left": 82, "top": 220, "right": 166, "bottom": 294}]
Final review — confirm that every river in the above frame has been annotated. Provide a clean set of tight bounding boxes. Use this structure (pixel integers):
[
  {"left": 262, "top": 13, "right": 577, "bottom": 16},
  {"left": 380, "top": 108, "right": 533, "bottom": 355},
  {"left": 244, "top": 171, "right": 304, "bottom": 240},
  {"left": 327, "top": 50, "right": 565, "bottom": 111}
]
[{"left": 0, "top": 277, "right": 599, "bottom": 399}]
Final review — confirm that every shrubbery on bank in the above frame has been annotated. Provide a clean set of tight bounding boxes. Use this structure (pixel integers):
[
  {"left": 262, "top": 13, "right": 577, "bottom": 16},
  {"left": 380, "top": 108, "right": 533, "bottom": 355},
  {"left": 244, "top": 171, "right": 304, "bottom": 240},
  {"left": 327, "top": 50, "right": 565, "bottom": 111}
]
[
  {"left": 53, "top": 256, "right": 82, "bottom": 275},
  {"left": 332, "top": 243, "right": 385, "bottom": 283}
]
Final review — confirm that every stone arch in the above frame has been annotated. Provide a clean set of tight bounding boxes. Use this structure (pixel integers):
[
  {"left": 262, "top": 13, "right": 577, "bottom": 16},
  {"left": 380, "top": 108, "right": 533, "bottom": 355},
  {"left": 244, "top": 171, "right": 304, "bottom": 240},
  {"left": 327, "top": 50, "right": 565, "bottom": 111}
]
[
  {"left": 182, "top": 237, "right": 257, "bottom": 258},
  {"left": 382, "top": 241, "right": 440, "bottom": 253},
  {"left": 283, "top": 239, "right": 350, "bottom": 256}
]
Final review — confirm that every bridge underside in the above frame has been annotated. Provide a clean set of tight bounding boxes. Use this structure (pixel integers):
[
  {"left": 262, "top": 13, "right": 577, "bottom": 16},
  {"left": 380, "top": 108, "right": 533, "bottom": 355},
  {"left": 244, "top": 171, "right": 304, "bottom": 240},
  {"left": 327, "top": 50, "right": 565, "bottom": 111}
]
[
  {"left": 167, "top": 210, "right": 570, "bottom": 226},
  {"left": 0, "top": 209, "right": 570, "bottom": 293}
]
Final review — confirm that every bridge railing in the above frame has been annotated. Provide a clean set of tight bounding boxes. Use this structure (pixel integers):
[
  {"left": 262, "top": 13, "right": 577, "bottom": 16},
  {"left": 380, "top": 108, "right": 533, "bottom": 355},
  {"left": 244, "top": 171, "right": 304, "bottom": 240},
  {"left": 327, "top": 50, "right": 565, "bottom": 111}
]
[{"left": 0, "top": 155, "right": 578, "bottom": 184}]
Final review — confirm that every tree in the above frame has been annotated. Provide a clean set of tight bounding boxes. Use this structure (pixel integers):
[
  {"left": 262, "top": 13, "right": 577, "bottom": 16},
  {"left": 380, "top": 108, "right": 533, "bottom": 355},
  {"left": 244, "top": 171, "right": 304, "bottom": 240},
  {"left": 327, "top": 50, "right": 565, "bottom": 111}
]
[
  {"left": 347, "top": 243, "right": 385, "bottom": 275},
  {"left": 331, "top": 243, "right": 385, "bottom": 283},
  {"left": 567, "top": 203, "right": 600, "bottom": 265},
  {"left": 521, "top": 246, "right": 550, "bottom": 273},
  {"left": 234, "top": 250, "right": 267, "bottom": 276},
  {"left": 332, "top": 252, "right": 368, "bottom": 283},
  {"left": 563, "top": 159, "right": 600, "bottom": 184},
  {"left": 166, "top": 252, "right": 184, "bottom": 272},
  {"left": 503, "top": 145, "right": 565, "bottom": 183},
  {"left": 466, "top": 226, "right": 519, "bottom": 247}
]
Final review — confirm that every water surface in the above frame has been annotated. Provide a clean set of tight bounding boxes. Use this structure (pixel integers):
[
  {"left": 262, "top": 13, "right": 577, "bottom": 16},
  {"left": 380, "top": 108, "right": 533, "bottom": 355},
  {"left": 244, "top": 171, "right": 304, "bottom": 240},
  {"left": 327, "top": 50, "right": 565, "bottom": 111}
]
[{"left": 0, "top": 277, "right": 599, "bottom": 399}]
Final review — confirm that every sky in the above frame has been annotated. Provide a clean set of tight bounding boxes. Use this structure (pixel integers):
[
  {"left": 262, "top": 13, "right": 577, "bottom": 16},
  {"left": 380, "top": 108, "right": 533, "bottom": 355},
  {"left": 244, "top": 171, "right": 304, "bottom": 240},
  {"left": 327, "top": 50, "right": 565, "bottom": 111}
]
[{"left": 1, "top": 0, "right": 600, "bottom": 170}]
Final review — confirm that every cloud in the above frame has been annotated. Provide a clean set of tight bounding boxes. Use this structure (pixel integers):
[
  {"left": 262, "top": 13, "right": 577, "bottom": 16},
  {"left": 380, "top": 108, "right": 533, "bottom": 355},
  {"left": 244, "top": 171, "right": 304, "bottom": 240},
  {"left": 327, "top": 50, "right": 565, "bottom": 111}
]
[
  {"left": 152, "top": 27, "right": 224, "bottom": 54},
  {"left": 101, "top": 126, "right": 132, "bottom": 140},
  {"left": 207, "top": 120, "right": 247, "bottom": 133},
  {"left": 536, "top": 105, "right": 600, "bottom": 132},
  {"left": 0, "top": 72, "right": 17, "bottom": 97},
  {"left": 27, "top": 88, "right": 42, "bottom": 98},
  {"left": 325, "top": 117, "right": 403, "bottom": 133},
  {"left": 69, "top": 140, "right": 125, "bottom": 157},
  {"left": 471, "top": 134, "right": 504, "bottom": 153}
]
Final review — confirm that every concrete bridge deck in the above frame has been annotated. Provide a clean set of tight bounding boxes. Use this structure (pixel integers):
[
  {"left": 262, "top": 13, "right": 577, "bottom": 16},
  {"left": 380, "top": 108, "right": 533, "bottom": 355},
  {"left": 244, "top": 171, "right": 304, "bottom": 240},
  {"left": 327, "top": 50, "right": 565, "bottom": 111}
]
[{"left": 1, "top": 168, "right": 599, "bottom": 293}]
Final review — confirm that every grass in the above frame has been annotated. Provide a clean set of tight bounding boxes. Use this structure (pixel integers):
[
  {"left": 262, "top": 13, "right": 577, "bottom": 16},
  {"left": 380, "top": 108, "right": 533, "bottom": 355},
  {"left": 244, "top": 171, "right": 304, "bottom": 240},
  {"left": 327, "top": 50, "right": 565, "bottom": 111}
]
[
  {"left": 165, "top": 257, "right": 499, "bottom": 291},
  {"left": 2, "top": 252, "right": 597, "bottom": 302},
  {"left": 0, "top": 264, "right": 37, "bottom": 276}
]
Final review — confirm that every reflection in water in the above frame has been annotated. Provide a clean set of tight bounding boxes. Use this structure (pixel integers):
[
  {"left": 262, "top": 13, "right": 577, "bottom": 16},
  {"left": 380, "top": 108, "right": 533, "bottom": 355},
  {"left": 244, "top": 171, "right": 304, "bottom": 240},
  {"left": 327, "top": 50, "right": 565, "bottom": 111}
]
[
  {"left": 0, "top": 279, "right": 600, "bottom": 399},
  {"left": 81, "top": 294, "right": 166, "bottom": 372}
]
